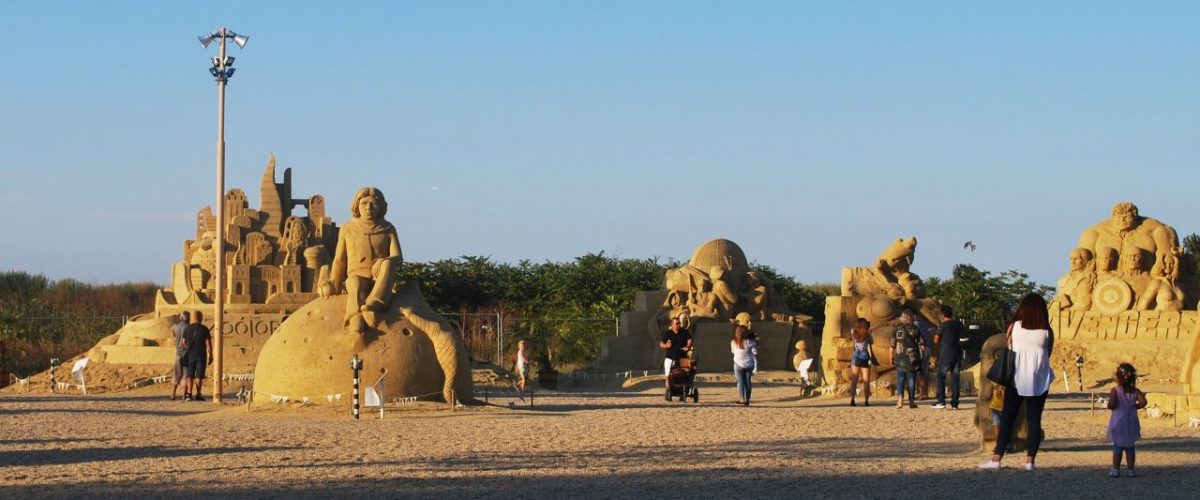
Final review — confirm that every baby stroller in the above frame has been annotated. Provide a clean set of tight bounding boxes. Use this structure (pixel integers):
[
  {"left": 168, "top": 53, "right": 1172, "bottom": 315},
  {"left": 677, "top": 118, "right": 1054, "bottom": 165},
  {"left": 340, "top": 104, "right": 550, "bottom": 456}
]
[{"left": 666, "top": 356, "right": 699, "bottom": 403}]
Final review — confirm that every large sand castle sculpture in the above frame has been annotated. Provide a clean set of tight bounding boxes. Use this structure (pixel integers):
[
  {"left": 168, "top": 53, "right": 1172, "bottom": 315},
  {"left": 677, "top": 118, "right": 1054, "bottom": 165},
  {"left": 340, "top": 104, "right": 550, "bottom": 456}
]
[
  {"left": 596, "top": 239, "right": 815, "bottom": 373},
  {"left": 85, "top": 155, "right": 339, "bottom": 372},
  {"left": 1047, "top": 203, "right": 1200, "bottom": 402},
  {"left": 252, "top": 187, "right": 473, "bottom": 404},
  {"left": 818, "top": 237, "right": 944, "bottom": 394}
]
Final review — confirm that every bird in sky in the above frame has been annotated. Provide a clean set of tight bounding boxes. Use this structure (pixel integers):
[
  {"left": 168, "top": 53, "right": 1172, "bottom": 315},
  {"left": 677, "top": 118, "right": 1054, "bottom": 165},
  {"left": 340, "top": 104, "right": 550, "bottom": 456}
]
[{"left": 963, "top": 241, "right": 977, "bottom": 252}]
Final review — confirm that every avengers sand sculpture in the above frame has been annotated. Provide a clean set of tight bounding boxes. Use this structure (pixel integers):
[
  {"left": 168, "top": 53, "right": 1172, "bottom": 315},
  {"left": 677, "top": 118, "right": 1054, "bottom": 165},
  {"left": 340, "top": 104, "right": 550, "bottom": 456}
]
[
  {"left": 595, "top": 239, "right": 816, "bottom": 373},
  {"left": 1046, "top": 203, "right": 1200, "bottom": 420}
]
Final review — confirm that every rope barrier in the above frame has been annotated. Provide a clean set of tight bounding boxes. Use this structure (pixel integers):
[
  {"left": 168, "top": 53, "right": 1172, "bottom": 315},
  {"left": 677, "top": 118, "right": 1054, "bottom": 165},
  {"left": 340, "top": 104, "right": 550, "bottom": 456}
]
[{"left": 241, "top": 389, "right": 445, "bottom": 409}]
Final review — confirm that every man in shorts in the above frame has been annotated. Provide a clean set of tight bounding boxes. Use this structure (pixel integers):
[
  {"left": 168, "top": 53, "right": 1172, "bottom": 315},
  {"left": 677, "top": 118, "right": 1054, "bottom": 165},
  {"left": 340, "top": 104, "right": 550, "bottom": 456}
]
[
  {"left": 659, "top": 315, "right": 693, "bottom": 398},
  {"left": 170, "top": 311, "right": 191, "bottom": 400},
  {"left": 182, "top": 310, "right": 213, "bottom": 402}
]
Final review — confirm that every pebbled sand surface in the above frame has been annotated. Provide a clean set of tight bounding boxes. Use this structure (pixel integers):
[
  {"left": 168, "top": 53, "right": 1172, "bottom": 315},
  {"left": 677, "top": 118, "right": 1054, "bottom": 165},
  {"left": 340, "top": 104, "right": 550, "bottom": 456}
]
[{"left": 2, "top": 380, "right": 1198, "bottom": 499}]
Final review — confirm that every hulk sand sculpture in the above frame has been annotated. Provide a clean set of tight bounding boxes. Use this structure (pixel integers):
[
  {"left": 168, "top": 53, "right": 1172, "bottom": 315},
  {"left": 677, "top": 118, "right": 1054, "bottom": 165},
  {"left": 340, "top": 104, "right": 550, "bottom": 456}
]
[
  {"left": 1047, "top": 203, "right": 1200, "bottom": 420},
  {"left": 252, "top": 187, "right": 473, "bottom": 405},
  {"left": 595, "top": 239, "right": 816, "bottom": 373}
]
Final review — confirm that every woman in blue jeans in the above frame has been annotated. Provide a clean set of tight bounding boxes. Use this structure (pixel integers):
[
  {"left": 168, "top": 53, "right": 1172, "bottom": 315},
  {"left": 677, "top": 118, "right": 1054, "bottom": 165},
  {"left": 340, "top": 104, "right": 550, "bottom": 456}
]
[
  {"left": 731, "top": 325, "right": 758, "bottom": 406},
  {"left": 891, "top": 310, "right": 925, "bottom": 409}
]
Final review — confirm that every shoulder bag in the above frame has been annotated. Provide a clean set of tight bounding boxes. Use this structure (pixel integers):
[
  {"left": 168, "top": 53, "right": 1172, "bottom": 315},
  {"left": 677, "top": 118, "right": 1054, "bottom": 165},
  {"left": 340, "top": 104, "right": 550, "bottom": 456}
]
[{"left": 985, "top": 323, "right": 1016, "bottom": 386}]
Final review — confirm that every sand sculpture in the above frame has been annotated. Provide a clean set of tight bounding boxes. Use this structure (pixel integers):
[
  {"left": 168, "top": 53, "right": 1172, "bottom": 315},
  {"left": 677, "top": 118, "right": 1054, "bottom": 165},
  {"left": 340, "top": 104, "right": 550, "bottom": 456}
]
[
  {"left": 975, "top": 335, "right": 1031, "bottom": 452},
  {"left": 1048, "top": 203, "right": 1200, "bottom": 408},
  {"left": 818, "top": 238, "right": 945, "bottom": 394},
  {"left": 326, "top": 187, "right": 402, "bottom": 333},
  {"left": 595, "top": 239, "right": 815, "bottom": 373},
  {"left": 86, "top": 155, "right": 339, "bottom": 372},
  {"left": 253, "top": 187, "right": 473, "bottom": 404}
]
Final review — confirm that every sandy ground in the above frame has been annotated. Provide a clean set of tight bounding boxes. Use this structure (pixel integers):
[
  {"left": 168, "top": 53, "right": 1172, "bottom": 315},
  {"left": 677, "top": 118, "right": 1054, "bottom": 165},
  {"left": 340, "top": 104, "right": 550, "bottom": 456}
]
[{"left": 2, "top": 378, "right": 1199, "bottom": 499}]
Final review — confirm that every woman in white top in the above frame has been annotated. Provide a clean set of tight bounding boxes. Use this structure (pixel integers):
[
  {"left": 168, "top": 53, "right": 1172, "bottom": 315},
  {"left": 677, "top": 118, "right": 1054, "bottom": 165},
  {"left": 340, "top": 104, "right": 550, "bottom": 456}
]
[
  {"left": 982, "top": 293, "right": 1055, "bottom": 471},
  {"left": 731, "top": 325, "right": 758, "bottom": 406}
]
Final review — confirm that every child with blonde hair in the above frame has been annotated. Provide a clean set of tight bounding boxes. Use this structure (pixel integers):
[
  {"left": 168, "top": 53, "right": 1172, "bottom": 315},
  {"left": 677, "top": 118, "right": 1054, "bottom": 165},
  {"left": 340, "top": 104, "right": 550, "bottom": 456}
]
[
  {"left": 1107, "top": 363, "right": 1147, "bottom": 478},
  {"left": 515, "top": 340, "right": 531, "bottom": 393}
]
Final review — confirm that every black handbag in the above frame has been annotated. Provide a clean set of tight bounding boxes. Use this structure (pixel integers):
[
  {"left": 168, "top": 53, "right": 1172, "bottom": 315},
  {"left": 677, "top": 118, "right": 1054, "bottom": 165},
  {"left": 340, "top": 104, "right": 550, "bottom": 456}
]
[
  {"left": 986, "top": 323, "right": 1016, "bottom": 385},
  {"left": 986, "top": 348, "right": 1015, "bottom": 385}
]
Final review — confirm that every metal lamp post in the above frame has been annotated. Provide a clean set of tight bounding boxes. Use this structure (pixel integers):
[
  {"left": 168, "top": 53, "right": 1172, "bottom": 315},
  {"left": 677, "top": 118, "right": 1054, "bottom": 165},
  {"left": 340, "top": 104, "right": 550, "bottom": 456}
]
[{"left": 198, "top": 27, "right": 248, "bottom": 404}]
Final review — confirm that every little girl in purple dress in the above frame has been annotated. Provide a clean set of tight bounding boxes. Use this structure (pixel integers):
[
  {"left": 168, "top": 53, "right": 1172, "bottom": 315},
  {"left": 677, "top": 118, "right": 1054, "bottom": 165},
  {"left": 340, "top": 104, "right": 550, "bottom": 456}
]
[{"left": 1106, "top": 363, "right": 1147, "bottom": 478}]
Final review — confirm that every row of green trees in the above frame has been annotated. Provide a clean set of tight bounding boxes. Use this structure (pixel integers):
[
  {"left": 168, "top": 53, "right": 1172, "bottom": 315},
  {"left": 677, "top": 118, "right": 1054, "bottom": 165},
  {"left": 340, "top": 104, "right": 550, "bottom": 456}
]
[
  {"left": 4, "top": 248, "right": 1089, "bottom": 374},
  {"left": 0, "top": 271, "right": 159, "bottom": 375},
  {"left": 396, "top": 254, "right": 838, "bottom": 367}
]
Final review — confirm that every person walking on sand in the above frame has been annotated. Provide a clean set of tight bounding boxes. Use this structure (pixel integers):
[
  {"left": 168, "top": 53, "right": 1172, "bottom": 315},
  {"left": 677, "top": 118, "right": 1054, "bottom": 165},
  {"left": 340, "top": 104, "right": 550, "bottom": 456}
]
[
  {"left": 891, "top": 310, "right": 924, "bottom": 409},
  {"left": 170, "top": 311, "right": 191, "bottom": 401},
  {"left": 848, "top": 318, "right": 877, "bottom": 407},
  {"left": 731, "top": 324, "right": 757, "bottom": 406},
  {"left": 182, "top": 310, "right": 213, "bottom": 402},
  {"left": 982, "top": 293, "right": 1055, "bottom": 471},
  {"left": 515, "top": 340, "right": 532, "bottom": 393},
  {"left": 1107, "top": 363, "right": 1147, "bottom": 478}
]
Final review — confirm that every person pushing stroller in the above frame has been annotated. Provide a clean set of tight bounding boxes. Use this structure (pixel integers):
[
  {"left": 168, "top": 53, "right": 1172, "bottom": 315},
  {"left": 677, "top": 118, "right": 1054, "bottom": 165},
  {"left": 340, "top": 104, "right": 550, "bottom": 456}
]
[{"left": 660, "top": 314, "right": 694, "bottom": 400}]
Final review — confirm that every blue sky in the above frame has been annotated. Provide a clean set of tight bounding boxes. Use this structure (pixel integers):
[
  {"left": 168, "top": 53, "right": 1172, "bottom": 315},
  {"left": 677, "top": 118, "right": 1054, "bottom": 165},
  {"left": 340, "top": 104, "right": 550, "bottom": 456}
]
[{"left": 1, "top": 1, "right": 1197, "bottom": 287}]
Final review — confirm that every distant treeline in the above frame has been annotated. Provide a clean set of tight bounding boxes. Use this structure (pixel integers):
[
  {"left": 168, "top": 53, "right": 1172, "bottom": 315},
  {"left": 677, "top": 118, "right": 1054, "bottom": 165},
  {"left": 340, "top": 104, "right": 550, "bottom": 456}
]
[
  {"left": 0, "top": 271, "right": 160, "bottom": 375},
  {"left": 397, "top": 254, "right": 837, "bottom": 367},
  {"left": 1, "top": 253, "right": 1061, "bottom": 373}
]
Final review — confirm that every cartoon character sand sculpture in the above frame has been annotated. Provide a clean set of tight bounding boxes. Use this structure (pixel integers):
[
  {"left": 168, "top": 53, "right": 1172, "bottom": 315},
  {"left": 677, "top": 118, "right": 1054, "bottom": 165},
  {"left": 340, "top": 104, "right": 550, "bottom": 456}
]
[
  {"left": 819, "top": 237, "right": 944, "bottom": 395},
  {"left": 253, "top": 187, "right": 473, "bottom": 405},
  {"left": 595, "top": 239, "right": 816, "bottom": 374}
]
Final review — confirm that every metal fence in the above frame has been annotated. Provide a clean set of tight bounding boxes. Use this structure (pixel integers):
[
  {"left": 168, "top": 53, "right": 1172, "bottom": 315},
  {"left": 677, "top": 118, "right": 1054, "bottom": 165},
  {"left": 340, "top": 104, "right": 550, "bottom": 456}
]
[
  {"left": 499, "top": 316, "right": 619, "bottom": 370},
  {"left": 440, "top": 312, "right": 503, "bottom": 365}
]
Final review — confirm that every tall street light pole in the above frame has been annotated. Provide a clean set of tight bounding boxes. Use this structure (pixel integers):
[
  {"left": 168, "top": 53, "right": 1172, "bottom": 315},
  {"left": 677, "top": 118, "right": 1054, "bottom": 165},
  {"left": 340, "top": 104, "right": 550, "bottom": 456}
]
[{"left": 198, "top": 27, "right": 248, "bottom": 404}]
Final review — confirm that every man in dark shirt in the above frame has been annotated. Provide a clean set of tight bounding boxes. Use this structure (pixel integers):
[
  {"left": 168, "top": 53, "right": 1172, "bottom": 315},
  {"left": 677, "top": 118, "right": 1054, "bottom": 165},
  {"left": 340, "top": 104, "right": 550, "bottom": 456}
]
[
  {"left": 659, "top": 315, "right": 693, "bottom": 396},
  {"left": 182, "top": 310, "right": 214, "bottom": 402},
  {"left": 932, "top": 305, "right": 968, "bottom": 409}
]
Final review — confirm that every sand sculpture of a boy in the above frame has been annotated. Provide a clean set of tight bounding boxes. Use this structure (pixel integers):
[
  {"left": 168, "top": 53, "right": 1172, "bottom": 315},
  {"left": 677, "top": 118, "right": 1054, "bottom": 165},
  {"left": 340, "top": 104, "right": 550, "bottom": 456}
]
[{"left": 323, "top": 187, "right": 403, "bottom": 333}]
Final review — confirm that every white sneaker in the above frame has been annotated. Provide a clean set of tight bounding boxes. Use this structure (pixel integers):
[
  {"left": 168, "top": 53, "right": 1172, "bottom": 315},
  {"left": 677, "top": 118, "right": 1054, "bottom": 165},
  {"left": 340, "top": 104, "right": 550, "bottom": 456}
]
[
  {"left": 931, "top": 403, "right": 946, "bottom": 409},
  {"left": 980, "top": 460, "right": 1002, "bottom": 469},
  {"left": 1024, "top": 463, "right": 1035, "bottom": 471}
]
